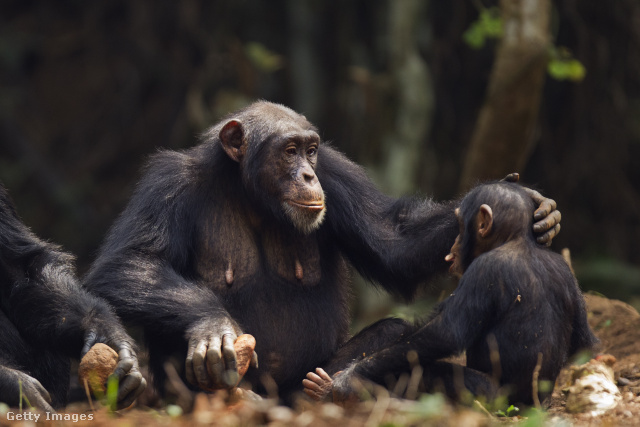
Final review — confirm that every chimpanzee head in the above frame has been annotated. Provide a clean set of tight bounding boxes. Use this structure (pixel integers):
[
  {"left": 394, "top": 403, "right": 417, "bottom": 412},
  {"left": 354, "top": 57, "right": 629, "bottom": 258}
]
[
  {"left": 446, "top": 182, "right": 535, "bottom": 276},
  {"left": 214, "top": 101, "right": 326, "bottom": 234}
]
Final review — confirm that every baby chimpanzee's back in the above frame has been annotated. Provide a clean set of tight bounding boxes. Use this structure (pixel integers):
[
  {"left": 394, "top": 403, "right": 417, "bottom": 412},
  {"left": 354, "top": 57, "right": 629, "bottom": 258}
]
[{"left": 460, "top": 183, "right": 598, "bottom": 403}]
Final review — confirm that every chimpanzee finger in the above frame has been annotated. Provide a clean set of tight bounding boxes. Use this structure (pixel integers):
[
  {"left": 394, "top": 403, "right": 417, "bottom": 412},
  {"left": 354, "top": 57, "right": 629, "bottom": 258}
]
[
  {"left": 206, "top": 335, "right": 224, "bottom": 388},
  {"left": 537, "top": 223, "right": 561, "bottom": 247},
  {"left": 192, "top": 340, "right": 211, "bottom": 389},
  {"left": 501, "top": 173, "right": 520, "bottom": 183},
  {"left": 185, "top": 338, "right": 197, "bottom": 386},
  {"left": 116, "top": 371, "right": 145, "bottom": 406},
  {"left": 32, "top": 393, "right": 56, "bottom": 413},
  {"left": 117, "top": 376, "right": 147, "bottom": 409},
  {"left": 315, "top": 367, "right": 332, "bottom": 382},
  {"left": 535, "top": 199, "right": 557, "bottom": 222},
  {"left": 533, "top": 209, "right": 562, "bottom": 234},
  {"left": 24, "top": 379, "right": 55, "bottom": 412},
  {"left": 525, "top": 187, "right": 557, "bottom": 220},
  {"left": 250, "top": 351, "right": 259, "bottom": 369},
  {"left": 222, "top": 334, "right": 239, "bottom": 387},
  {"left": 81, "top": 331, "right": 97, "bottom": 357},
  {"left": 519, "top": 186, "right": 555, "bottom": 220},
  {"left": 111, "top": 358, "right": 134, "bottom": 381},
  {"left": 302, "top": 378, "right": 323, "bottom": 393},
  {"left": 306, "top": 371, "right": 322, "bottom": 382}
]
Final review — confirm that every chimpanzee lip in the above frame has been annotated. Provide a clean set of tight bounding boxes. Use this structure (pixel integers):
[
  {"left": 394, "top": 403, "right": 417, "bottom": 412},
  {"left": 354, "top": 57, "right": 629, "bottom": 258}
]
[{"left": 288, "top": 200, "right": 325, "bottom": 211}]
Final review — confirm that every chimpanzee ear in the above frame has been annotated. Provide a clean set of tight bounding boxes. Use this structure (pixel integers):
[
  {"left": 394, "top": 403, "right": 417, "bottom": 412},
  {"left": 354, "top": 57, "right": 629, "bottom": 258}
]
[
  {"left": 477, "top": 204, "right": 493, "bottom": 238},
  {"left": 219, "top": 119, "right": 246, "bottom": 162}
]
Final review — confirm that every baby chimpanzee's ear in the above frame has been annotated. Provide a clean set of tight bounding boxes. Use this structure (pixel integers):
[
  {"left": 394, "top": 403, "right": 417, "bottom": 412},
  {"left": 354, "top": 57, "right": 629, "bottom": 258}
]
[{"left": 476, "top": 204, "right": 493, "bottom": 238}]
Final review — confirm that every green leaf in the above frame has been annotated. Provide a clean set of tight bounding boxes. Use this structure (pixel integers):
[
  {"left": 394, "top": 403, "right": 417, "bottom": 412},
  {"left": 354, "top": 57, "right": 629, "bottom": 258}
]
[
  {"left": 548, "top": 60, "right": 570, "bottom": 80},
  {"left": 463, "top": 23, "right": 486, "bottom": 50},
  {"left": 106, "top": 375, "right": 119, "bottom": 412},
  {"left": 521, "top": 408, "right": 548, "bottom": 427},
  {"left": 567, "top": 60, "right": 586, "bottom": 81},
  {"left": 479, "top": 9, "right": 503, "bottom": 38}
]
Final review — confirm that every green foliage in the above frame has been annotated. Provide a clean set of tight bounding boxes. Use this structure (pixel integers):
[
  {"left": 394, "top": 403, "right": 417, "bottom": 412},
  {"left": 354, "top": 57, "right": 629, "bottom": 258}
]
[
  {"left": 0, "top": 402, "right": 8, "bottom": 415},
  {"left": 18, "top": 380, "right": 34, "bottom": 411},
  {"left": 463, "top": 7, "right": 586, "bottom": 82},
  {"left": 166, "top": 404, "right": 183, "bottom": 417},
  {"left": 463, "top": 7, "right": 503, "bottom": 49},
  {"left": 572, "top": 349, "right": 594, "bottom": 366},
  {"left": 520, "top": 408, "right": 549, "bottom": 427},
  {"left": 495, "top": 404, "right": 519, "bottom": 417},
  {"left": 538, "top": 380, "right": 554, "bottom": 394},
  {"left": 244, "top": 42, "right": 284, "bottom": 73},
  {"left": 412, "top": 393, "right": 447, "bottom": 417},
  {"left": 106, "top": 375, "right": 119, "bottom": 412},
  {"left": 548, "top": 47, "right": 586, "bottom": 82},
  {"left": 577, "top": 258, "right": 640, "bottom": 301}
]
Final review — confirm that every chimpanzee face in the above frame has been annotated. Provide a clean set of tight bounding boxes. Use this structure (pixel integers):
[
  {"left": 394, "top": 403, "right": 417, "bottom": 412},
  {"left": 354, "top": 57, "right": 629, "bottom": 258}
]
[
  {"left": 218, "top": 113, "right": 326, "bottom": 234},
  {"left": 270, "top": 130, "right": 326, "bottom": 234},
  {"left": 445, "top": 208, "right": 464, "bottom": 278}
]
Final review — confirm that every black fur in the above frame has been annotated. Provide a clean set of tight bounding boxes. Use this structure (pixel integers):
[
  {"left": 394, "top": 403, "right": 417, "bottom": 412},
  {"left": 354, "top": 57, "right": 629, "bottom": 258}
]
[
  {"left": 332, "top": 182, "right": 598, "bottom": 405},
  {"left": 0, "top": 183, "right": 136, "bottom": 409},
  {"left": 83, "top": 101, "right": 459, "bottom": 399}
]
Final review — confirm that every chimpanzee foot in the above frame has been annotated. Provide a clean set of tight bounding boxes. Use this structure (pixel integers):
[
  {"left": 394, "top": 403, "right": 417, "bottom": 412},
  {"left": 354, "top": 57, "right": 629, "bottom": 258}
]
[{"left": 302, "top": 367, "right": 334, "bottom": 401}]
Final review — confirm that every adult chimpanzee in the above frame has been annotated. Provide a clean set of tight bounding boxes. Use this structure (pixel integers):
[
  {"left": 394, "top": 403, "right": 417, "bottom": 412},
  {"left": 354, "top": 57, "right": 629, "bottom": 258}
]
[
  {"left": 84, "top": 101, "right": 561, "bottom": 400},
  {"left": 304, "top": 181, "right": 597, "bottom": 405},
  {"left": 0, "top": 184, "right": 146, "bottom": 411}
]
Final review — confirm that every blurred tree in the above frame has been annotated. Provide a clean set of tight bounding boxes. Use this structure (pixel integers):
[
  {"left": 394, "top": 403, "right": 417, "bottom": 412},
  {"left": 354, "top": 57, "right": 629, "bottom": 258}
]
[
  {"left": 0, "top": 0, "right": 638, "bottom": 301},
  {"left": 460, "top": 0, "right": 550, "bottom": 190}
]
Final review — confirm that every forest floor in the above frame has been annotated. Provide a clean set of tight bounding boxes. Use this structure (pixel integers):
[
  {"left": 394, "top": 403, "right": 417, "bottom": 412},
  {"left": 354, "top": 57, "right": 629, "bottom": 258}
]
[{"left": 1, "top": 293, "right": 640, "bottom": 427}]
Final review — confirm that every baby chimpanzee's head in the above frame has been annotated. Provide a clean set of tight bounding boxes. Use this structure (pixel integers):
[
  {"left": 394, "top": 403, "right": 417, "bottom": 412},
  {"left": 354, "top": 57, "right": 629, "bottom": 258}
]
[{"left": 445, "top": 182, "right": 535, "bottom": 277}]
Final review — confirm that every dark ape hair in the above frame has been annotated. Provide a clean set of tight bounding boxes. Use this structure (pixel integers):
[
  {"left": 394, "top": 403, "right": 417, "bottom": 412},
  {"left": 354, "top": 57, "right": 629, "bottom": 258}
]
[{"left": 458, "top": 181, "right": 536, "bottom": 271}]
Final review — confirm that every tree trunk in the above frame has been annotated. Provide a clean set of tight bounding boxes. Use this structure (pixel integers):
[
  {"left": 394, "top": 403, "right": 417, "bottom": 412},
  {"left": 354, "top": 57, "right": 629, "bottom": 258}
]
[
  {"left": 380, "top": 0, "right": 434, "bottom": 196},
  {"left": 459, "top": 0, "right": 550, "bottom": 191}
]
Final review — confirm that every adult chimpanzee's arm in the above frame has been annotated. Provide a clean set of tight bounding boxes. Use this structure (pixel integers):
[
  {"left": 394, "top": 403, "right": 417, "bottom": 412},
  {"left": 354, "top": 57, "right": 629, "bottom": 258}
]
[
  {"left": 0, "top": 185, "right": 146, "bottom": 408},
  {"left": 83, "top": 150, "right": 250, "bottom": 391},
  {"left": 86, "top": 253, "right": 245, "bottom": 389},
  {"left": 317, "top": 147, "right": 561, "bottom": 299},
  {"left": 317, "top": 146, "right": 459, "bottom": 299}
]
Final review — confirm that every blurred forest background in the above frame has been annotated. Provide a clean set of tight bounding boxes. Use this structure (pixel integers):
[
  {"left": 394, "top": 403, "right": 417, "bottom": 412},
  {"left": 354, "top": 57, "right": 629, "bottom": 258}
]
[{"left": 1, "top": 0, "right": 639, "bottom": 323}]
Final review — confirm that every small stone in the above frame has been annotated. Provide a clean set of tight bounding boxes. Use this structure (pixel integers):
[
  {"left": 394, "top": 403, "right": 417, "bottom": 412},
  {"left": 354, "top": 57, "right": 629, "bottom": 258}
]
[
  {"left": 234, "top": 334, "right": 256, "bottom": 380},
  {"left": 78, "top": 343, "right": 118, "bottom": 395}
]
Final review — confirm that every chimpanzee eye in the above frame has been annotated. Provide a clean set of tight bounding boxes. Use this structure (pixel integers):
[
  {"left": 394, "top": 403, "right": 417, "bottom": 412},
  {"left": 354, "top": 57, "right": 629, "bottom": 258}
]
[
  {"left": 285, "top": 146, "right": 297, "bottom": 155},
  {"left": 307, "top": 147, "right": 317, "bottom": 156}
]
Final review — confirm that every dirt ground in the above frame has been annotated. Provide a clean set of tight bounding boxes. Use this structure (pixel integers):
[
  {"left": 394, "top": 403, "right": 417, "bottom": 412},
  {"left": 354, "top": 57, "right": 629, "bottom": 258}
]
[{"left": 1, "top": 292, "right": 640, "bottom": 426}]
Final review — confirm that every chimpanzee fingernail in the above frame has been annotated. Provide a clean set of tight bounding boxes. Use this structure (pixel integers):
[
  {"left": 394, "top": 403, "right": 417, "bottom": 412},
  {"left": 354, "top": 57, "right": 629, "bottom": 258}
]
[{"left": 224, "top": 370, "right": 239, "bottom": 387}]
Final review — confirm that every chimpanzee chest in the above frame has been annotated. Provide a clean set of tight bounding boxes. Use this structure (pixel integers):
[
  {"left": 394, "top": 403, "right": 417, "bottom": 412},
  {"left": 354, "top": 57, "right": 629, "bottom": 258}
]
[{"left": 195, "top": 208, "right": 323, "bottom": 291}]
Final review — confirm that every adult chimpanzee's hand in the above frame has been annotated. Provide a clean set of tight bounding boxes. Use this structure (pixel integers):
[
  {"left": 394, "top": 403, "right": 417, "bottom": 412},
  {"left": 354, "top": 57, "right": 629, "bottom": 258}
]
[
  {"left": 502, "top": 173, "right": 561, "bottom": 246},
  {"left": 1, "top": 367, "right": 55, "bottom": 412},
  {"left": 82, "top": 331, "right": 147, "bottom": 409},
  {"left": 185, "top": 317, "right": 258, "bottom": 391}
]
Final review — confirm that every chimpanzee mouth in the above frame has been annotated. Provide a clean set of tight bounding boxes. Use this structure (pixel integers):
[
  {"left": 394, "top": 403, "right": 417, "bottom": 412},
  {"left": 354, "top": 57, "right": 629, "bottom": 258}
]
[{"left": 287, "top": 200, "right": 325, "bottom": 211}]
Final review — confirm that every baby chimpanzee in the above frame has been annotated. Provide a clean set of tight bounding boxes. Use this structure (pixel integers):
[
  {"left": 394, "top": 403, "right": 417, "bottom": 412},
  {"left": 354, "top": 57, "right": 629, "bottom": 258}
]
[{"left": 304, "top": 181, "right": 597, "bottom": 405}]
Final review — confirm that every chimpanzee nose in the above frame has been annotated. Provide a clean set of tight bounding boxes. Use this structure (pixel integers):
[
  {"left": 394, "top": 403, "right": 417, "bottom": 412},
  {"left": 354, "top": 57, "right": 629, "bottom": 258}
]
[
  {"left": 303, "top": 170, "right": 315, "bottom": 182},
  {"left": 301, "top": 163, "right": 317, "bottom": 183}
]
